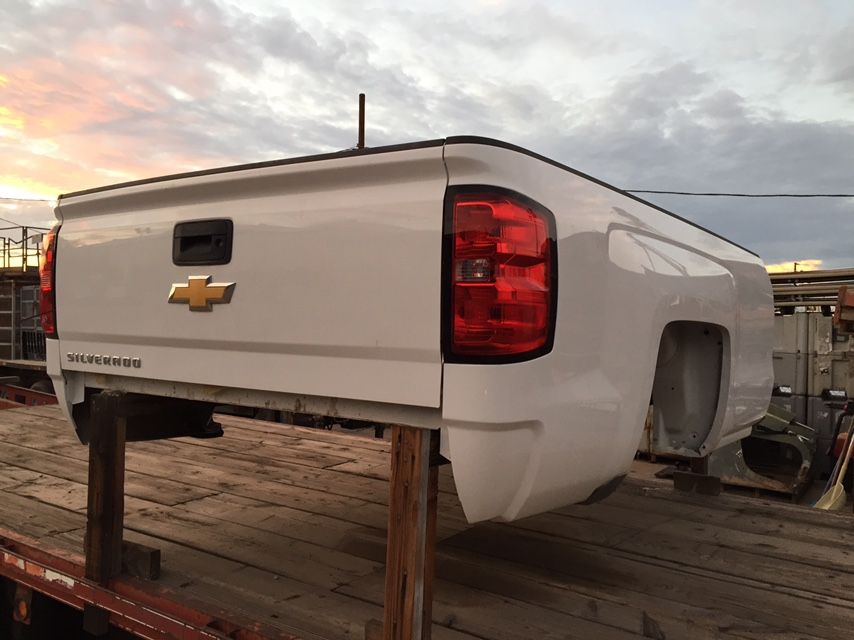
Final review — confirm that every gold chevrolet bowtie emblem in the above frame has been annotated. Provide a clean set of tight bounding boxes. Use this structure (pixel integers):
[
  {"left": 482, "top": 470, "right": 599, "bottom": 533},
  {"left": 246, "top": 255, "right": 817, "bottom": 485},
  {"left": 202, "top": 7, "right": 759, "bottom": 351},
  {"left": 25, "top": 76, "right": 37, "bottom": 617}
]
[{"left": 168, "top": 276, "right": 235, "bottom": 311}]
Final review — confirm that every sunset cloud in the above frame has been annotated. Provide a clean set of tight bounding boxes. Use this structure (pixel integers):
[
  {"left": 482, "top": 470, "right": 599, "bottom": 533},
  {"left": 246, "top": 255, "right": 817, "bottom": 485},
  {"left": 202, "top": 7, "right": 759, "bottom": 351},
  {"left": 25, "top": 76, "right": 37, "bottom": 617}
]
[
  {"left": 0, "top": 0, "right": 852, "bottom": 266},
  {"left": 766, "top": 260, "right": 823, "bottom": 274},
  {"left": 0, "top": 107, "right": 25, "bottom": 131}
]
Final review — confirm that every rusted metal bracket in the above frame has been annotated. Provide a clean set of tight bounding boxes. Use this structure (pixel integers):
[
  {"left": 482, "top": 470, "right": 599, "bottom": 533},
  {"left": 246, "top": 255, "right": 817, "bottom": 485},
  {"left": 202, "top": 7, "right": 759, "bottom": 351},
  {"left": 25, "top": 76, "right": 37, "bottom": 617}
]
[{"left": 12, "top": 583, "right": 32, "bottom": 625}]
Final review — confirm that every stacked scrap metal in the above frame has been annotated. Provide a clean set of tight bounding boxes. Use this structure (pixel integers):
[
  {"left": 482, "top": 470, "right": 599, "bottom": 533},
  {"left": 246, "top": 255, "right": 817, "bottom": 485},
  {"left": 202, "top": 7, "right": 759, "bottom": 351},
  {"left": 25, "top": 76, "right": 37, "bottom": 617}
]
[
  {"left": 773, "top": 311, "right": 852, "bottom": 477},
  {"left": 772, "top": 268, "right": 854, "bottom": 310},
  {"left": 833, "top": 286, "right": 854, "bottom": 334},
  {"left": 772, "top": 271, "right": 854, "bottom": 474}
]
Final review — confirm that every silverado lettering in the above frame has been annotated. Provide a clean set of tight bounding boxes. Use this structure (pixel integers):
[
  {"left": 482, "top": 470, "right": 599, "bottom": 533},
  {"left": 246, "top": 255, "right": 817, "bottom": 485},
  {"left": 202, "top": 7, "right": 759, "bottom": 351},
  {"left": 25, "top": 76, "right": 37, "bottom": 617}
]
[{"left": 66, "top": 353, "right": 141, "bottom": 368}]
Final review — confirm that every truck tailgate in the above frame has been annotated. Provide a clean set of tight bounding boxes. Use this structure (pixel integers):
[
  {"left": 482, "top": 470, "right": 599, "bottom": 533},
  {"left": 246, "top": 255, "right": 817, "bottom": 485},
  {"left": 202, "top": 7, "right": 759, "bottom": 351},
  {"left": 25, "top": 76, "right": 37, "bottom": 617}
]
[{"left": 55, "top": 145, "right": 447, "bottom": 408}]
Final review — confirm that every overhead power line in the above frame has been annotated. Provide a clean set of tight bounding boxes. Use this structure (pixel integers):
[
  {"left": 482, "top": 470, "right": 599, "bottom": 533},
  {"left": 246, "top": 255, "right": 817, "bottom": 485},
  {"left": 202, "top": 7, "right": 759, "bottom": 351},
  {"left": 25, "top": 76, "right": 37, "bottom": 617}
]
[{"left": 625, "top": 190, "right": 854, "bottom": 198}]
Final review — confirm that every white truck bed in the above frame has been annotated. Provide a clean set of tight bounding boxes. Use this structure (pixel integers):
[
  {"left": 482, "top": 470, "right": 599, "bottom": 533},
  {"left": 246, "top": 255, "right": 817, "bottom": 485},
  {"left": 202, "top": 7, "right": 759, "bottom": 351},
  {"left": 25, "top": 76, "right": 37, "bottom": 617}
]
[{"left": 47, "top": 137, "right": 774, "bottom": 522}]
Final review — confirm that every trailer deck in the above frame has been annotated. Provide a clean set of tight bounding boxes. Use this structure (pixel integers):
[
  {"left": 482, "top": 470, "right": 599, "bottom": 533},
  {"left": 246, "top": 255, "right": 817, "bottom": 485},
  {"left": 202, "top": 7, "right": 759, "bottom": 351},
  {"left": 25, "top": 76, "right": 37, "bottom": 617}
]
[{"left": 1, "top": 405, "right": 853, "bottom": 639}]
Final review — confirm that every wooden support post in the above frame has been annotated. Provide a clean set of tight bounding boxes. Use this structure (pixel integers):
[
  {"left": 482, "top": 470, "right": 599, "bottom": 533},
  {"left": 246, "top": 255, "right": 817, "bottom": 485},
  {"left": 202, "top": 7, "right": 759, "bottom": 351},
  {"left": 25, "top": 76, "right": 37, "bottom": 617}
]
[
  {"left": 85, "top": 391, "right": 127, "bottom": 585},
  {"left": 83, "top": 391, "right": 127, "bottom": 635},
  {"left": 383, "top": 425, "right": 439, "bottom": 640}
]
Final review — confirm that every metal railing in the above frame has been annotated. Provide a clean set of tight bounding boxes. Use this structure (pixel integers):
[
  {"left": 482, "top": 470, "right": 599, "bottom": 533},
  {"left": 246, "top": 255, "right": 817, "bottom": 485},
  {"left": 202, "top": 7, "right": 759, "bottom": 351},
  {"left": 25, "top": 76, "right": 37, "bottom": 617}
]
[
  {"left": 772, "top": 268, "right": 854, "bottom": 310},
  {"left": 0, "top": 225, "right": 50, "bottom": 271},
  {"left": 15, "top": 285, "right": 45, "bottom": 361}
]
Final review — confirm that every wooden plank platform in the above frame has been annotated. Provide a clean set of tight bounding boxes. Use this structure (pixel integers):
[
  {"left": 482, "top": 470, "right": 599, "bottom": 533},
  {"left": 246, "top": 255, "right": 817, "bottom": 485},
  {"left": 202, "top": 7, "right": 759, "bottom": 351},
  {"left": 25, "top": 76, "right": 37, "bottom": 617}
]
[{"left": 1, "top": 404, "right": 853, "bottom": 639}]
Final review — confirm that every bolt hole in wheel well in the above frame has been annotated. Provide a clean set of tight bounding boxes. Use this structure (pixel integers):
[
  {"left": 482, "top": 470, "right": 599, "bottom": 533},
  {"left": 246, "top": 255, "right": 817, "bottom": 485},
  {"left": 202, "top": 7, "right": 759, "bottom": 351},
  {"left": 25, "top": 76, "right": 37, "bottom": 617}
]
[{"left": 650, "top": 321, "right": 725, "bottom": 454}]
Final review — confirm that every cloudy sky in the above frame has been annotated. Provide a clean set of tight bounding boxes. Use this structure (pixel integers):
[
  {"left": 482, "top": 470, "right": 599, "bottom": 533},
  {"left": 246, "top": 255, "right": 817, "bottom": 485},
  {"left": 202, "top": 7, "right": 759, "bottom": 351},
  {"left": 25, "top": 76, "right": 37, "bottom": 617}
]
[{"left": 1, "top": 0, "right": 853, "bottom": 268}]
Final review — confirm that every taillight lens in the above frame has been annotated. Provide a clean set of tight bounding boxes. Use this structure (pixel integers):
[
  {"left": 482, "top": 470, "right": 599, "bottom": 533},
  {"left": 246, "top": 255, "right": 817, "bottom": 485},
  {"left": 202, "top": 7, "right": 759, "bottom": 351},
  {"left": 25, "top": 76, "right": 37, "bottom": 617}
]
[
  {"left": 39, "top": 224, "right": 60, "bottom": 338},
  {"left": 448, "top": 190, "right": 555, "bottom": 360}
]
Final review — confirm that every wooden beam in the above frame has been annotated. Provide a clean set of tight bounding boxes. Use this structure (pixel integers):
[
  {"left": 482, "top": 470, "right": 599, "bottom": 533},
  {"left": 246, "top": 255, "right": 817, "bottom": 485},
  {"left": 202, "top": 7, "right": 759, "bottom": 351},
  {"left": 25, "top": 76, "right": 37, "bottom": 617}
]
[
  {"left": 383, "top": 425, "right": 439, "bottom": 640},
  {"left": 85, "top": 391, "right": 127, "bottom": 586},
  {"left": 672, "top": 470, "right": 721, "bottom": 496},
  {"left": 122, "top": 540, "right": 161, "bottom": 580}
]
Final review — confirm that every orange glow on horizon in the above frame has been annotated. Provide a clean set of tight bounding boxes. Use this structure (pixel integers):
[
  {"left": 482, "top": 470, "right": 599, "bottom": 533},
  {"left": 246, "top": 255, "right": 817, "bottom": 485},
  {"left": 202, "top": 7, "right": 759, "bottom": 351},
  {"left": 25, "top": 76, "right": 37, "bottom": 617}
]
[
  {"left": 0, "top": 177, "right": 60, "bottom": 201},
  {"left": 0, "top": 58, "right": 227, "bottom": 199},
  {"left": 766, "top": 259, "right": 823, "bottom": 274},
  {"left": 0, "top": 107, "right": 25, "bottom": 130}
]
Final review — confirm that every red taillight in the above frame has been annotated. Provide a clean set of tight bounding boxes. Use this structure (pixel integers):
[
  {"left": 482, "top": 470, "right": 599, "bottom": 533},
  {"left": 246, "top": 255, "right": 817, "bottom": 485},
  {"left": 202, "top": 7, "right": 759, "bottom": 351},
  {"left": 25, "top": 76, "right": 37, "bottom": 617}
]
[
  {"left": 448, "top": 191, "right": 555, "bottom": 359},
  {"left": 39, "top": 224, "right": 60, "bottom": 338}
]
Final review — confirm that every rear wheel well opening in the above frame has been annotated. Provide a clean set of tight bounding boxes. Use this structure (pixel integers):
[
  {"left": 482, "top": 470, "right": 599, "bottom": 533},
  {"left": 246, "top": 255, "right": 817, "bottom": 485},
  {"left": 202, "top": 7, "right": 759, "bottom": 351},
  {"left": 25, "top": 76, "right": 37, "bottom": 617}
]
[{"left": 650, "top": 321, "right": 727, "bottom": 455}]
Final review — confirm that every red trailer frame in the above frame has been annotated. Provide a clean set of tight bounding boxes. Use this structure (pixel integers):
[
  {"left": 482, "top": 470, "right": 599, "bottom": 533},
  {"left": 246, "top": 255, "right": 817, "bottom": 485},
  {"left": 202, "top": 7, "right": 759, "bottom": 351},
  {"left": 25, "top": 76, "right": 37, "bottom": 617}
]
[{"left": 0, "top": 527, "right": 302, "bottom": 640}]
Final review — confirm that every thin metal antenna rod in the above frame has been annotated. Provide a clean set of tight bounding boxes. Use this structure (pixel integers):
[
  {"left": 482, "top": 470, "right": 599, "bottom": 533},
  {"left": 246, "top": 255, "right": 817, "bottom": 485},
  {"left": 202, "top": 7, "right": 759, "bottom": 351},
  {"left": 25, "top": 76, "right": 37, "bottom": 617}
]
[{"left": 358, "top": 93, "right": 365, "bottom": 149}]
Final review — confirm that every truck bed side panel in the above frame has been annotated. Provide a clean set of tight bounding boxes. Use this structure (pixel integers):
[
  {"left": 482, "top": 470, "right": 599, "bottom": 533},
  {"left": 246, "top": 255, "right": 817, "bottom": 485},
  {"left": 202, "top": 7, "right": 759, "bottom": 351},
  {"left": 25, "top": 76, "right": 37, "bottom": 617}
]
[{"left": 441, "top": 142, "right": 773, "bottom": 521}]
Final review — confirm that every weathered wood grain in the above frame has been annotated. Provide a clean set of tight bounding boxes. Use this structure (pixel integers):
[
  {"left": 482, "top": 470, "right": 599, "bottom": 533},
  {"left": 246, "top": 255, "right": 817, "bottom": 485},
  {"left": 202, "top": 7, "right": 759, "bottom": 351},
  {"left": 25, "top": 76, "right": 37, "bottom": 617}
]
[{"left": 1, "top": 405, "right": 853, "bottom": 640}]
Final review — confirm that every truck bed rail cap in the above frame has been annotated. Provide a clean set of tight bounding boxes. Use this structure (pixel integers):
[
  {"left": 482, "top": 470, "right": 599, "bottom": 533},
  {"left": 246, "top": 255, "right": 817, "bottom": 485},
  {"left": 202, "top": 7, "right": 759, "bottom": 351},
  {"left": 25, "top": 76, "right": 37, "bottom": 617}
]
[
  {"left": 58, "top": 139, "right": 446, "bottom": 200},
  {"left": 57, "top": 134, "right": 757, "bottom": 259}
]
